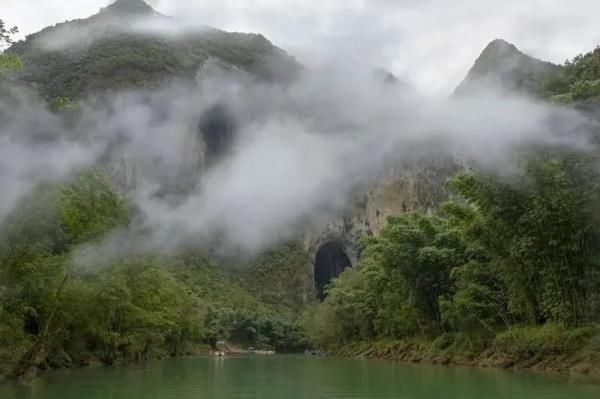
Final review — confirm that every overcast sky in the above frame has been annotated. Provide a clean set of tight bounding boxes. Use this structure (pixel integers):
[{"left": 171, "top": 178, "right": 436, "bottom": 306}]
[{"left": 3, "top": 0, "right": 600, "bottom": 95}]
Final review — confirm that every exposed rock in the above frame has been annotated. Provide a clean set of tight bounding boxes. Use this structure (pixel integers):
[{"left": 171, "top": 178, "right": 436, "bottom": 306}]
[{"left": 304, "top": 156, "right": 466, "bottom": 268}]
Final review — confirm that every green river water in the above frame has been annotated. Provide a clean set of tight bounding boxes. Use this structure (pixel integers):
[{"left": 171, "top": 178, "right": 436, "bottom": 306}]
[{"left": 1, "top": 355, "right": 600, "bottom": 398}]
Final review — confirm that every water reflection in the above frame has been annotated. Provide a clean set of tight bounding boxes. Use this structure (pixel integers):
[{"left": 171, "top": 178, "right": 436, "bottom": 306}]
[{"left": 1, "top": 355, "right": 599, "bottom": 399}]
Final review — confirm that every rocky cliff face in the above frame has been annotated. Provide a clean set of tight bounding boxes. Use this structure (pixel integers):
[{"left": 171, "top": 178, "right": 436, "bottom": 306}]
[
  {"left": 101, "top": 119, "right": 207, "bottom": 195},
  {"left": 304, "top": 156, "right": 466, "bottom": 266}
]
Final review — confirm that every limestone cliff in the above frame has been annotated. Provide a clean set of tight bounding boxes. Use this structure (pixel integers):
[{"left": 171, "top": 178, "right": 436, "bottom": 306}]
[{"left": 305, "top": 156, "right": 466, "bottom": 265}]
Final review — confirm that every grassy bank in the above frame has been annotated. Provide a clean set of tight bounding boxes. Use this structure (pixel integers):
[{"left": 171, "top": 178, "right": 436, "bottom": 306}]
[{"left": 336, "top": 324, "right": 600, "bottom": 380}]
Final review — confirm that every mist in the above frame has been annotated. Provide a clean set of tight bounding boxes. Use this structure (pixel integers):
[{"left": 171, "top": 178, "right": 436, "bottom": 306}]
[
  {"left": 0, "top": 90, "right": 98, "bottom": 220},
  {"left": 1, "top": 15, "right": 598, "bottom": 267}
]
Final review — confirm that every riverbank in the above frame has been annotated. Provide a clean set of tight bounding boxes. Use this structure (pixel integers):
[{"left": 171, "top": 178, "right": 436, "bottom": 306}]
[
  {"left": 0, "top": 342, "right": 286, "bottom": 382},
  {"left": 336, "top": 324, "right": 600, "bottom": 380},
  {"left": 0, "top": 343, "right": 214, "bottom": 383}
]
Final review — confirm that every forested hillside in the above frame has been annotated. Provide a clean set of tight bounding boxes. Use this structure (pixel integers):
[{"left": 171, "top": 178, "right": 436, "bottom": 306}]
[
  {"left": 0, "top": 169, "right": 309, "bottom": 379},
  {"left": 6, "top": 0, "right": 300, "bottom": 100}
]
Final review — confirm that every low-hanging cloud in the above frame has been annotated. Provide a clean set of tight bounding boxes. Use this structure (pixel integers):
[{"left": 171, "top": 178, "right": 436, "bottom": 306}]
[
  {"left": 0, "top": 90, "right": 98, "bottom": 220},
  {"left": 63, "top": 66, "right": 597, "bottom": 266}
]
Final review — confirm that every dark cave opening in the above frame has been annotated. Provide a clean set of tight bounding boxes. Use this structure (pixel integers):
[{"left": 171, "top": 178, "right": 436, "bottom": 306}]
[
  {"left": 314, "top": 242, "right": 352, "bottom": 301},
  {"left": 198, "top": 104, "right": 236, "bottom": 165}
]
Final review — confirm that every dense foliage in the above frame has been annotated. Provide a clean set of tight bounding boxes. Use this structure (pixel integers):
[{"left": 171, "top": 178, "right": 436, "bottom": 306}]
[
  {"left": 543, "top": 47, "right": 600, "bottom": 102},
  {"left": 241, "top": 243, "right": 314, "bottom": 312},
  {"left": 303, "top": 152, "right": 600, "bottom": 352},
  {"left": 0, "top": 170, "right": 308, "bottom": 379}
]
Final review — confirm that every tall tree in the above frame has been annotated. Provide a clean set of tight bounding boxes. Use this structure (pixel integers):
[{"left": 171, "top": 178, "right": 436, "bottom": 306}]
[{"left": 0, "top": 20, "right": 18, "bottom": 49}]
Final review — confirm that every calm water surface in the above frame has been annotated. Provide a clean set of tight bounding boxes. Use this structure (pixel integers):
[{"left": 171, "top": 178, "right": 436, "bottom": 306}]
[{"left": 2, "top": 355, "right": 600, "bottom": 398}]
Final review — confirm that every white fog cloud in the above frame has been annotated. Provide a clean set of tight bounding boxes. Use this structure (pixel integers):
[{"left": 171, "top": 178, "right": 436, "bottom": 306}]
[{"left": 45, "top": 68, "right": 596, "bottom": 260}]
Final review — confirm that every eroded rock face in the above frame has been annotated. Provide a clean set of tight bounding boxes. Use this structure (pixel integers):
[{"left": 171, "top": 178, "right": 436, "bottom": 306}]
[
  {"left": 304, "top": 156, "right": 466, "bottom": 268},
  {"left": 366, "top": 157, "right": 466, "bottom": 232},
  {"left": 100, "top": 116, "right": 208, "bottom": 196},
  {"left": 103, "top": 105, "right": 237, "bottom": 199}
]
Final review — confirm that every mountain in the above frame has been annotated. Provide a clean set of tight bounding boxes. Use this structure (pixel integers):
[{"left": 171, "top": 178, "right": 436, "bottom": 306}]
[
  {"left": 454, "top": 39, "right": 560, "bottom": 96},
  {"left": 7, "top": 0, "right": 301, "bottom": 100},
  {"left": 100, "top": 0, "right": 158, "bottom": 16}
]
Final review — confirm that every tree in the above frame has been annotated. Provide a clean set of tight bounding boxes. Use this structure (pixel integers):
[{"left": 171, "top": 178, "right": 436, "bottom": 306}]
[
  {"left": 362, "top": 213, "right": 466, "bottom": 337},
  {"left": 446, "top": 151, "right": 600, "bottom": 326},
  {"left": 0, "top": 20, "right": 18, "bottom": 49},
  {"left": 0, "top": 20, "right": 22, "bottom": 81}
]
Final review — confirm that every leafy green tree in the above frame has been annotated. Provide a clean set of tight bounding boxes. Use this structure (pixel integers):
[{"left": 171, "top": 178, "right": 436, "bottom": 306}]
[
  {"left": 446, "top": 152, "right": 600, "bottom": 326},
  {"left": 542, "top": 46, "right": 600, "bottom": 103},
  {"left": 59, "top": 169, "right": 130, "bottom": 244},
  {"left": 362, "top": 213, "right": 466, "bottom": 336},
  {"left": 80, "top": 258, "right": 205, "bottom": 363},
  {"left": 241, "top": 243, "right": 314, "bottom": 312},
  {"left": 0, "top": 169, "right": 132, "bottom": 376},
  {"left": 0, "top": 20, "right": 21, "bottom": 83},
  {"left": 0, "top": 20, "right": 18, "bottom": 49},
  {"left": 301, "top": 267, "right": 375, "bottom": 348},
  {"left": 302, "top": 212, "right": 469, "bottom": 347},
  {"left": 0, "top": 54, "right": 22, "bottom": 72}
]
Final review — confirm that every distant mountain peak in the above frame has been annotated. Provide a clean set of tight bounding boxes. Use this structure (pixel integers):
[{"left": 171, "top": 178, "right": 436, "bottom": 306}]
[
  {"left": 100, "top": 0, "right": 157, "bottom": 16},
  {"left": 454, "top": 38, "right": 559, "bottom": 96},
  {"left": 480, "top": 39, "right": 521, "bottom": 58}
]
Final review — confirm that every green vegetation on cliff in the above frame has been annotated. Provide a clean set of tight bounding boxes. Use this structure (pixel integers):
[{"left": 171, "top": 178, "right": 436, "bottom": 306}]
[
  {"left": 541, "top": 47, "right": 600, "bottom": 114},
  {"left": 6, "top": 1, "right": 300, "bottom": 100}
]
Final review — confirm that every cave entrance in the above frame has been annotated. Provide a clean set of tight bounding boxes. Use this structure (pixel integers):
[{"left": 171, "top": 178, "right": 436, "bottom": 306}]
[
  {"left": 315, "top": 242, "right": 352, "bottom": 301},
  {"left": 198, "top": 104, "right": 236, "bottom": 165}
]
